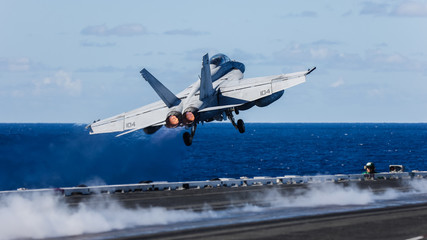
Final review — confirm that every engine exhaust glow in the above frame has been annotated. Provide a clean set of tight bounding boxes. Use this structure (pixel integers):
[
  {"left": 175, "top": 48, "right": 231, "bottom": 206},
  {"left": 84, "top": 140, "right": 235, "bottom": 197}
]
[
  {"left": 184, "top": 112, "right": 195, "bottom": 123},
  {"left": 165, "top": 112, "right": 182, "bottom": 128},
  {"left": 168, "top": 115, "right": 179, "bottom": 126},
  {"left": 182, "top": 107, "right": 198, "bottom": 126}
]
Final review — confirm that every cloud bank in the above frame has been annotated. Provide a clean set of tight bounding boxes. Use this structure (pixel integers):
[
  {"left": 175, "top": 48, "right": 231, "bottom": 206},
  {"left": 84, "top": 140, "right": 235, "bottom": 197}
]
[
  {"left": 0, "top": 58, "right": 46, "bottom": 72},
  {"left": 81, "top": 24, "right": 147, "bottom": 37},
  {"left": 271, "top": 42, "right": 425, "bottom": 72},
  {"left": 34, "top": 71, "right": 81, "bottom": 96},
  {"left": 360, "top": 1, "right": 427, "bottom": 17}
]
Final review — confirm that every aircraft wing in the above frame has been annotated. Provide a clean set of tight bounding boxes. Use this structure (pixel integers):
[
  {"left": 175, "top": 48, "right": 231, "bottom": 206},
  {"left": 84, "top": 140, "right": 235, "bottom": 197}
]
[
  {"left": 87, "top": 100, "right": 169, "bottom": 136},
  {"left": 210, "top": 68, "right": 313, "bottom": 110},
  {"left": 88, "top": 73, "right": 202, "bottom": 136}
]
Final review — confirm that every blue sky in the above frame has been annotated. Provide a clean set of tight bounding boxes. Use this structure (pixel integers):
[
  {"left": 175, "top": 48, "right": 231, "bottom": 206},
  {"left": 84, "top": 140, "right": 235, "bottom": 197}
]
[{"left": 1, "top": 0, "right": 426, "bottom": 123}]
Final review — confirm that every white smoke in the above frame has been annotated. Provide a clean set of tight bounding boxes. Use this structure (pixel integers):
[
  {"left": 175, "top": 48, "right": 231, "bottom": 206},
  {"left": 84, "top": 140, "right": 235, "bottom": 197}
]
[
  {"left": 1, "top": 179, "right": 426, "bottom": 239},
  {"left": 257, "top": 182, "right": 400, "bottom": 208},
  {"left": 408, "top": 178, "right": 427, "bottom": 193},
  {"left": 0, "top": 193, "right": 222, "bottom": 239}
]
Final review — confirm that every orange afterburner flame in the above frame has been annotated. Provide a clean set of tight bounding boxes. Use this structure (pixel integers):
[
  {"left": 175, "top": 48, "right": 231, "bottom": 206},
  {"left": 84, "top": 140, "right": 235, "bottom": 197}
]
[
  {"left": 185, "top": 112, "right": 195, "bottom": 123},
  {"left": 168, "top": 115, "right": 179, "bottom": 127}
]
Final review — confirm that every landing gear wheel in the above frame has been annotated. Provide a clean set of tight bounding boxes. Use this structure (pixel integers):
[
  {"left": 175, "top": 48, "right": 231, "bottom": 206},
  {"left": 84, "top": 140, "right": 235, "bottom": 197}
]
[
  {"left": 183, "top": 132, "right": 193, "bottom": 146},
  {"left": 237, "top": 119, "right": 245, "bottom": 133}
]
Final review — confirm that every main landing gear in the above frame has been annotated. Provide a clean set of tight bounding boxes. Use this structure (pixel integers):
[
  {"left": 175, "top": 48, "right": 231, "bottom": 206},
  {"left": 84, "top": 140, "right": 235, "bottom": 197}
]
[
  {"left": 226, "top": 109, "right": 245, "bottom": 133},
  {"left": 182, "top": 109, "right": 245, "bottom": 146},
  {"left": 183, "top": 124, "right": 197, "bottom": 146}
]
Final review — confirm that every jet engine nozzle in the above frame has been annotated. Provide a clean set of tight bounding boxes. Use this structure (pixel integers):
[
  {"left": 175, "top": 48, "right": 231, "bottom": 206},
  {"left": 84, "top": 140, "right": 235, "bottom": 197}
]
[
  {"left": 182, "top": 107, "right": 199, "bottom": 126},
  {"left": 184, "top": 111, "right": 195, "bottom": 124},
  {"left": 165, "top": 111, "right": 182, "bottom": 128}
]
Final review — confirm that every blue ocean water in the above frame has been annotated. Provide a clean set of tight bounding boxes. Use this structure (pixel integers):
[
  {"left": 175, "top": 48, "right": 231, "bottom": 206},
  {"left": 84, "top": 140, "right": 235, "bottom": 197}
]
[{"left": 0, "top": 123, "right": 426, "bottom": 191}]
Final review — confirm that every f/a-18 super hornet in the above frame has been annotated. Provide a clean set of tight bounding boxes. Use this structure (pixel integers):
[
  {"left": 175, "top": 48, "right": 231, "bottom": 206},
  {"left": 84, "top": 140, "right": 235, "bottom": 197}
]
[{"left": 87, "top": 53, "right": 315, "bottom": 146}]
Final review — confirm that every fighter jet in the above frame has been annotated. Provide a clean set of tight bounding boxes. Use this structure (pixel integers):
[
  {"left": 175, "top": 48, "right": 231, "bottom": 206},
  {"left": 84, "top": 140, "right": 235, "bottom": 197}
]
[{"left": 87, "top": 53, "right": 315, "bottom": 146}]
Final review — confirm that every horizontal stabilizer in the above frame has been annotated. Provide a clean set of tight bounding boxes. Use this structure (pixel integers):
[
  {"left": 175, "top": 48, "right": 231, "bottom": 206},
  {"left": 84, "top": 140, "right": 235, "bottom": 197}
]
[
  {"left": 140, "top": 69, "right": 181, "bottom": 108},
  {"left": 199, "top": 53, "right": 214, "bottom": 100},
  {"left": 199, "top": 104, "right": 243, "bottom": 113}
]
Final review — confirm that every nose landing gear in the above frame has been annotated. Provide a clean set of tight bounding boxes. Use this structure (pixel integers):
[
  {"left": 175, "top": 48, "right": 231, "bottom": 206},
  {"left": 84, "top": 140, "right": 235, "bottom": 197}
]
[{"left": 182, "top": 108, "right": 245, "bottom": 146}]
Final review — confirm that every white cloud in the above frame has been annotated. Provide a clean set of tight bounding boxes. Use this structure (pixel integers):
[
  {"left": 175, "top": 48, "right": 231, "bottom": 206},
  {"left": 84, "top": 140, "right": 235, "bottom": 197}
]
[
  {"left": 0, "top": 58, "right": 30, "bottom": 72},
  {"left": 360, "top": 2, "right": 390, "bottom": 16},
  {"left": 385, "top": 54, "right": 406, "bottom": 64},
  {"left": 81, "top": 24, "right": 147, "bottom": 37},
  {"left": 392, "top": 1, "right": 427, "bottom": 17},
  {"left": 110, "top": 24, "right": 146, "bottom": 36},
  {"left": 365, "top": 49, "right": 417, "bottom": 71},
  {"left": 271, "top": 42, "right": 425, "bottom": 72},
  {"left": 310, "top": 47, "right": 333, "bottom": 59},
  {"left": 272, "top": 44, "right": 363, "bottom": 70},
  {"left": 330, "top": 78, "right": 344, "bottom": 88},
  {"left": 34, "top": 71, "right": 81, "bottom": 96},
  {"left": 360, "top": 1, "right": 427, "bottom": 17},
  {"left": 0, "top": 58, "right": 48, "bottom": 72}
]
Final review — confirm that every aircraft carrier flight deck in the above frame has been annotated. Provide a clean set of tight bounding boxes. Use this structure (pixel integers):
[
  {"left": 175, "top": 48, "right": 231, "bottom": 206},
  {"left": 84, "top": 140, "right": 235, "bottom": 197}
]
[{"left": 2, "top": 171, "right": 427, "bottom": 240}]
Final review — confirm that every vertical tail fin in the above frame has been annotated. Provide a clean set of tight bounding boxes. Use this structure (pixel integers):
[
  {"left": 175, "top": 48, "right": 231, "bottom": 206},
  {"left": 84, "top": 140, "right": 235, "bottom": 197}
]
[
  {"left": 199, "top": 53, "right": 214, "bottom": 100},
  {"left": 140, "top": 69, "right": 181, "bottom": 108}
]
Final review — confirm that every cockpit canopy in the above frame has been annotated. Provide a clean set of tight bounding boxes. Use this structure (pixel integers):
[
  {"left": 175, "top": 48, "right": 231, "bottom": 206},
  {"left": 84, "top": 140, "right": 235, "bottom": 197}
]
[
  {"left": 208, "top": 53, "right": 245, "bottom": 81},
  {"left": 210, "top": 54, "right": 231, "bottom": 66}
]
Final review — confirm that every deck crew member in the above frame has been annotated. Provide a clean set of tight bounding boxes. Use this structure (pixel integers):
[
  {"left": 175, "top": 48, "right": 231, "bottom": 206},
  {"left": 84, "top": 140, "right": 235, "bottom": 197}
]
[{"left": 363, "top": 162, "right": 377, "bottom": 174}]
